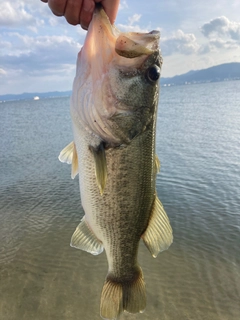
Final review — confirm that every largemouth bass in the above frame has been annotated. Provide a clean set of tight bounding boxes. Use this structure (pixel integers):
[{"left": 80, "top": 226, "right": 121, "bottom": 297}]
[{"left": 59, "top": 5, "right": 173, "bottom": 320}]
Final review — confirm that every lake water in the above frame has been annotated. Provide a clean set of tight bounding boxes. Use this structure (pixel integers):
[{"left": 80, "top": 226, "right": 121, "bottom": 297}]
[{"left": 0, "top": 81, "right": 240, "bottom": 320}]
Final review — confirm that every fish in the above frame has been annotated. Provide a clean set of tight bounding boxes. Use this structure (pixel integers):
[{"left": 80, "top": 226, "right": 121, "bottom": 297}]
[{"left": 59, "top": 5, "right": 173, "bottom": 320}]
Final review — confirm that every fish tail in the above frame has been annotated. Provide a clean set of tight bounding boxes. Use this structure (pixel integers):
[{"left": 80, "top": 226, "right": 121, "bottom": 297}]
[{"left": 100, "top": 266, "right": 146, "bottom": 320}]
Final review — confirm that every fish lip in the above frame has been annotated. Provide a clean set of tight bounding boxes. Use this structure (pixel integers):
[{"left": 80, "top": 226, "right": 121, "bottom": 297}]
[
  {"left": 92, "top": 4, "right": 119, "bottom": 38},
  {"left": 149, "top": 30, "right": 160, "bottom": 36},
  {"left": 91, "top": 5, "right": 160, "bottom": 57}
]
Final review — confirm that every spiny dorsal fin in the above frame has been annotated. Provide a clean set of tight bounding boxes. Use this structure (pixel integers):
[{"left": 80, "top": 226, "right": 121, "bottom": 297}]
[
  {"left": 142, "top": 195, "right": 173, "bottom": 258},
  {"left": 70, "top": 217, "right": 104, "bottom": 255},
  {"left": 155, "top": 154, "right": 161, "bottom": 173},
  {"left": 58, "top": 141, "right": 79, "bottom": 179},
  {"left": 89, "top": 142, "right": 107, "bottom": 196}
]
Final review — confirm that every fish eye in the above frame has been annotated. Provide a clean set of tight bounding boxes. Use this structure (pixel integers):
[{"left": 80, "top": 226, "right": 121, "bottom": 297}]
[{"left": 146, "top": 65, "right": 160, "bottom": 82}]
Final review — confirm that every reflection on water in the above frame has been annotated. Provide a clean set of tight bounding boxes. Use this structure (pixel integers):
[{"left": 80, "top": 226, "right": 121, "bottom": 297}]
[{"left": 0, "top": 82, "right": 240, "bottom": 319}]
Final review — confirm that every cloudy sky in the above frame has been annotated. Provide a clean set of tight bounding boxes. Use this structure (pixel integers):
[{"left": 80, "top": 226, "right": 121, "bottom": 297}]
[{"left": 1, "top": 0, "right": 240, "bottom": 95}]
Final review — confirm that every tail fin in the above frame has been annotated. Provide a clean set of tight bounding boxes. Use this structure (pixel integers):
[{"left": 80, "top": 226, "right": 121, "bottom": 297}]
[{"left": 100, "top": 267, "right": 146, "bottom": 320}]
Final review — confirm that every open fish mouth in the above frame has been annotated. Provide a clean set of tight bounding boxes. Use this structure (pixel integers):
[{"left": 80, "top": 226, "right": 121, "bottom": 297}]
[
  {"left": 71, "top": 5, "right": 163, "bottom": 147},
  {"left": 80, "top": 5, "right": 160, "bottom": 74}
]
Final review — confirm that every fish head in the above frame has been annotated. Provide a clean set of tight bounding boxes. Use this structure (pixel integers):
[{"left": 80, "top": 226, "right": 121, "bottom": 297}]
[{"left": 71, "top": 5, "right": 162, "bottom": 146}]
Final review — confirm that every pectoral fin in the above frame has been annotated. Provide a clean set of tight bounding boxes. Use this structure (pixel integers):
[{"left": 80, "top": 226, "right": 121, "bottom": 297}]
[
  {"left": 142, "top": 196, "right": 173, "bottom": 258},
  {"left": 70, "top": 217, "right": 104, "bottom": 255},
  {"left": 89, "top": 142, "right": 107, "bottom": 195},
  {"left": 58, "top": 141, "right": 79, "bottom": 179},
  {"left": 155, "top": 154, "right": 161, "bottom": 174}
]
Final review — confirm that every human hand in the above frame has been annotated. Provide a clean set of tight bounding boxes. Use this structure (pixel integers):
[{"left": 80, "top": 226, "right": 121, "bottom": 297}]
[{"left": 41, "top": 0, "right": 120, "bottom": 30}]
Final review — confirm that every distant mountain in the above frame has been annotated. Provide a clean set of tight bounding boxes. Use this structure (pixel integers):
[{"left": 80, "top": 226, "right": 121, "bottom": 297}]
[
  {"left": 161, "top": 62, "right": 240, "bottom": 85},
  {"left": 1, "top": 63, "right": 240, "bottom": 102},
  {"left": 0, "top": 91, "right": 72, "bottom": 102}
]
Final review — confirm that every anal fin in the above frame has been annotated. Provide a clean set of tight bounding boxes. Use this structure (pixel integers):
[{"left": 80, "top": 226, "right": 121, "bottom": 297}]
[
  {"left": 142, "top": 195, "right": 173, "bottom": 258},
  {"left": 70, "top": 217, "right": 104, "bottom": 255}
]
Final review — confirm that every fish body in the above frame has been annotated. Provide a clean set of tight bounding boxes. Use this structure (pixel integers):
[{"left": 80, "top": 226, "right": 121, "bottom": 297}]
[{"left": 59, "top": 6, "right": 173, "bottom": 320}]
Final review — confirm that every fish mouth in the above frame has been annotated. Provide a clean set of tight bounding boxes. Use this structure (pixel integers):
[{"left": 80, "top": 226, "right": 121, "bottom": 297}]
[
  {"left": 72, "top": 5, "right": 161, "bottom": 146},
  {"left": 84, "top": 5, "right": 160, "bottom": 66}
]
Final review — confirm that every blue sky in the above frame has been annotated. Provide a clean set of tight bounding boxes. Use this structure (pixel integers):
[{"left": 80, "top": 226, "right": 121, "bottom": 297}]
[{"left": 1, "top": 0, "right": 240, "bottom": 95}]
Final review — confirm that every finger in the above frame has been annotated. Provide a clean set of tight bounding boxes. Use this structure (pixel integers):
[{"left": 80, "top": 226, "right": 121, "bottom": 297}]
[
  {"left": 47, "top": 0, "right": 67, "bottom": 16},
  {"left": 64, "top": 0, "right": 83, "bottom": 25},
  {"left": 100, "top": 0, "right": 120, "bottom": 24},
  {"left": 80, "top": 0, "right": 95, "bottom": 30}
]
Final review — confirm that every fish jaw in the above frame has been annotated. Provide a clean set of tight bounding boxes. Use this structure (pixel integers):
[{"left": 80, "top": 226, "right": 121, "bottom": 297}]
[
  {"left": 71, "top": 6, "right": 119, "bottom": 146},
  {"left": 76, "top": 6, "right": 119, "bottom": 85},
  {"left": 71, "top": 6, "right": 162, "bottom": 147}
]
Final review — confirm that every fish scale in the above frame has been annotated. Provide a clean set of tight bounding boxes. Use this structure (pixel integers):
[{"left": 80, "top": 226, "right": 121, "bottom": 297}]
[
  {"left": 58, "top": 5, "right": 173, "bottom": 320},
  {"left": 97, "top": 130, "right": 155, "bottom": 275}
]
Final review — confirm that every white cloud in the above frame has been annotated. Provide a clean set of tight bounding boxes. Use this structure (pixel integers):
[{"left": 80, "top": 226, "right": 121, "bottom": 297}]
[
  {"left": 0, "top": 2, "right": 42, "bottom": 27},
  {"left": 0, "top": 68, "right": 7, "bottom": 75},
  {"left": 116, "top": 13, "right": 149, "bottom": 33},
  {"left": 161, "top": 30, "right": 200, "bottom": 56},
  {"left": 199, "top": 16, "right": 240, "bottom": 55},
  {"left": 0, "top": 66, "right": 75, "bottom": 95},
  {"left": 0, "top": 37, "right": 12, "bottom": 53},
  {"left": 201, "top": 16, "right": 240, "bottom": 41},
  {"left": 128, "top": 14, "right": 141, "bottom": 26},
  {"left": 209, "top": 38, "right": 238, "bottom": 49},
  {"left": 117, "top": 23, "right": 149, "bottom": 33},
  {"left": 201, "top": 38, "right": 239, "bottom": 53},
  {"left": 1, "top": 33, "right": 81, "bottom": 73},
  {"left": 119, "top": 0, "right": 128, "bottom": 10}
]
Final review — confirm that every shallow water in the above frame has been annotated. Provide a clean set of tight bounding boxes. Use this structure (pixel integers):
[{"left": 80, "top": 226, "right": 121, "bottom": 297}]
[{"left": 0, "top": 81, "right": 240, "bottom": 319}]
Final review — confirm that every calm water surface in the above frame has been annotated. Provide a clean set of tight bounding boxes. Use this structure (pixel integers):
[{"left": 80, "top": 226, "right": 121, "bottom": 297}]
[{"left": 0, "top": 81, "right": 240, "bottom": 320}]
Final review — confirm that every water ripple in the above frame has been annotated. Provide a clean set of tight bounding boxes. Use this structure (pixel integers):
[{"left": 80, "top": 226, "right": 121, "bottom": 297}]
[{"left": 1, "top": 85, "right": 240, "bottom": 319}]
